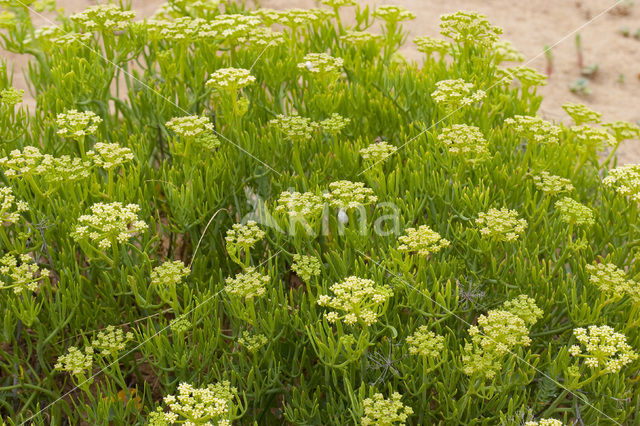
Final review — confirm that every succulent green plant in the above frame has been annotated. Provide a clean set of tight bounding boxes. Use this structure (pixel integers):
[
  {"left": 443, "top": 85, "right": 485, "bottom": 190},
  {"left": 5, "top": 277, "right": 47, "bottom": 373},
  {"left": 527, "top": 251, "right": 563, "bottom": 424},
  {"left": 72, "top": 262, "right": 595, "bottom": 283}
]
[{"left": 0, "top": 2, "right": 638, "bottom": 425}]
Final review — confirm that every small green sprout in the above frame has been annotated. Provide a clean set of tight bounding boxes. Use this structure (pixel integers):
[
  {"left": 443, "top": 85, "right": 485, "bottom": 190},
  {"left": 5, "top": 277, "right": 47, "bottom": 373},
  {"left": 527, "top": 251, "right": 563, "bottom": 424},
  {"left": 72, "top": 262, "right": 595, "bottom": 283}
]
[{"left": 569, "top": 78, "right": 592, "bottom": 96}]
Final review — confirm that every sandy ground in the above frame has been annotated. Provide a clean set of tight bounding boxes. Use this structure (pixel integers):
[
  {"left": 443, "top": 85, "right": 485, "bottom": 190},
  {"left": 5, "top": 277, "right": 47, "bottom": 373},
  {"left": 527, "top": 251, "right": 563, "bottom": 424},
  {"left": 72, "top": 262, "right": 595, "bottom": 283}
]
[{"left": 4, "top": 0, "right": 640, "bottom": 162}]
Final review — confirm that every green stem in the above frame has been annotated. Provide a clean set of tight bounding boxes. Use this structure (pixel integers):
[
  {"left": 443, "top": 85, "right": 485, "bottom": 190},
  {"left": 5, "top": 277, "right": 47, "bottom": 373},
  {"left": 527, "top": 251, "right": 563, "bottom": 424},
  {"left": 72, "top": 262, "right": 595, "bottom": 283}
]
[
  {"left": 171, "top": 284, "right": 181, "bottom": 313},
  {"left": 572, "top": 372, "right": 601, "bottom": 389},
  {"left": 601, "top": 140, "right": 622, "bottom": 169},
  {"left": 184, "top": 137, "right": 192, "bottom": 158},
  {"left": 292, "top": 147, "right": 305, "bottom": 177},
  {"left": 107, "top": 168, "right": 113, "bottom": 198},
  {"left": 77, "top": 136, "right": 86, "bottom": 158},
  {"left": 111, "top": 241, "right": 120, "bottom": 266},
  {"left": 0, "top": 383, "right": 59, "bottom": 399},
  {"left": 333, "top": 6, "right": 344, "bottom": 33},
  {"left": 0, "top": 228, "right": 12, "bottom": 249},
  {"left": 26, "top": 174, "right": 44, "bottom": 198}
]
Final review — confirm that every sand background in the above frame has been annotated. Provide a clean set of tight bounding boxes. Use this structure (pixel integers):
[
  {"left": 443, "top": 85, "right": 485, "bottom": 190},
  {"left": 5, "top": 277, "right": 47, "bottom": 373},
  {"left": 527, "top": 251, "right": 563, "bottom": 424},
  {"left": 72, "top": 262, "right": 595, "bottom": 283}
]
[{"left": 4, "top": 0, "right": 640, "bottom": 162}]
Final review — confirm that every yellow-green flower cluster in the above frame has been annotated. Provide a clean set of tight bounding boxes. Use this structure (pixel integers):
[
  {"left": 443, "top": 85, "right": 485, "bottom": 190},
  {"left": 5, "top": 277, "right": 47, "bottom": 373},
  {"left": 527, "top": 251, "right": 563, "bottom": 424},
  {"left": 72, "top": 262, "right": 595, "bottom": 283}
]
[
  {"left": 554, "top": 197, "right": 594, "bottom": 226},
  {"left": 225, "top": 268, "right": 269, "bottom": 299},
  {"left": 297, "top": 53, "right": 344, "bottom": 75},
  {"left": 462, "top": 309, "right": 532, "bottom": 379},
  {"left": 210, "top": 12, "right": 260, "bottom": 32},
  {"left": 320, "top": 0, "right": 356, "bottom": 7},
  {"left": 503, "top": 115, "right": 561, "bottom": 144},
  {"left": 569, "top": 325, "right": 638, "bottom": 373},
  {"left": 406, "top": 326, "right": 445, "bottom": 357},
  {"left": 71, "top": 202, "right": 148, "bottom": 250},
  {"left": 225, "top": 221, "right": 265, "bottom": 254},
  {"left": 586, "top": 262, "right": 639, "bottom": 301},
  {"left": 570, "top": 125, "right": 616, "bottom": 151},
  {"left": 494, "top": 40, "right": 525, "bottom": 63},
  {"left": 145, "top": 17, "right": 205, "bottom": 42},
  {"left": 195, "top": 132, "right": 221, "bottom": 150},
  {"left": 1, "top": 186, "right": 28, "bottom": 225},
  {"left": 502, "top": 295, "right": 543, "bottom": 326},
  {"left": 439, "top": 11, "right": 502, "bottom": 46},
  {"left": 238, "top": 331, "right": 268, "bottom": 353},
  {"left": 323, "top": 180, "right": 378, "bottom": 210},
  {"left": 431, "top": 79, "right": 486, "bottom": 109},
  {"left": 166, "top": 115, "right": 214, "bottom": 138},
  {"left": 206, "top": 67, "right": 255, "bottom": 91},
  {"left": 603, "top": 164, "right": 640, "bottom": 201},
  {"left": 153, "top": 0, "right": 221, "bottom": 18},
  {"left": 155, "top": 13, "right": 195, "bottom": 35},
  {"left": 70, "top": 4, "right": 135, "bottom": 32},
  {"left": 51, "top": 32, "right": 93, "bottom": 47},
  {"left": 269, "top": 114, "right": 316, "bottom": 141},
  {"left": 525, "top": 419, "right": 563, "bottom": 426},
  {"left": 397, "top": 225, "right": 450, "bottom": 256},
  {"left": 0, "top": 147, "right": 91, "bottom": 182},
  {"left": 373, "top": 5, "right": 416, "bottom": 22},
  {"left": 91, "top": 325, "right": 134, "bottom": 358},
  {"left": 507, "top": 66, "right": 547, "bottom": 88},
  {"left": 44, "top": 156, "right": 92, "bottom": 183},
  {"left": 291, "top": 254, "right": 322, "bottom": 282},
  {"left": 148, "top": 14, "right": 262, "bottom": 44},
  {"left": 562, "top": 103, "right": 602, "bottom": 125},
  {"left": 56, "top": 109, "right": 102, "bottom": 139},
  {"left": 260, "top": 8, "right": 329, "bottom": 28},
  {"left": 0, "top": 253, "right": 48, "bottom": 294},
  {"left": 225, "top": 220, "right": 264, "bottom": 268},
  {"left": 275, "top": 191, "right": 324, "bottom": 219},
  {"left": 361, "top": 392, "right": 413, "bottom": 426},
  {"left": 151, "top": 260, "right": 190, "bottom": 287},
  {"left": 31, "top": 26, "right": 92, "bottom": 48},
  {"left": 0, "top": 10, "right": 17, "bottom": 30},
  {"left": 319, "top": 113, "right": 350, "bottom": 134},
  {"left": 317, "top": 276, "right": 392, "bottom": 326},
  {"left": 249, "top": 8, "right": 283, "bottom": 25},
  {"left": 494, "top": 68, "right": 518, "bottom": 85},
  {"left": 0, "top": 147, "right": 49, "bottom": 178},
  {"left": 243, "top": 26, "right": 284, "bottom": 48},
  {"left": 359, "top": 141, "right": 398, "bottom": 164},
  {"left": 533, "top": 172, "right": 574, "bottom": 195},
  {"left": 437, "top": 124, "right": 488, "bottom": 158},
  {"left": 0, "top": 87, "right": 23, "bottom": 106},
  {"left": 340, "top": 31, "right": 381, "bottom": 46},
  {"left": 149, "top": 381, "right": 238, "bottom": 425},
  {"left": 413, "top": 36, "right": 449, "bottom": 58},
  {"left": 476, "top": 207, "right": 527, "bottom": 242},
  {"left": 603, "top": 120, "right": 640, "bottom": 142},
  {"left": 86, "top": 142, "right": 134, "bottom": 170},
  {"left": 54, "top": 346, "right": 93, "bottom": 376},
  {"left": 170, "top": 317, "right": 192, "bottom": 334},
  {"left": 212, "top": 14, "right": 265, "bottom": 43}
]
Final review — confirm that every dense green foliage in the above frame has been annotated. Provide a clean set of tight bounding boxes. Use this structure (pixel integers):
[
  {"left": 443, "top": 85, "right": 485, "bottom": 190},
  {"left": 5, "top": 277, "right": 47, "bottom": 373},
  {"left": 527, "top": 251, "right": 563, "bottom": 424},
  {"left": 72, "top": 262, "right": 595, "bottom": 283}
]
[{"left": 1, "top": 0, "right": 640, "bottom": 424}]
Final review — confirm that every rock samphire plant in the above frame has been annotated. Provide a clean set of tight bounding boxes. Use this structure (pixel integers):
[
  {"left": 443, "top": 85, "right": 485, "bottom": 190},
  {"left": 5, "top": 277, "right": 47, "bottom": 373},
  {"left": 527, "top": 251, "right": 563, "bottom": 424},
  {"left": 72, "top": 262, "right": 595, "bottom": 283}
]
[{"left": 0, "top": 2, "right": 638, "bottom": 425}]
